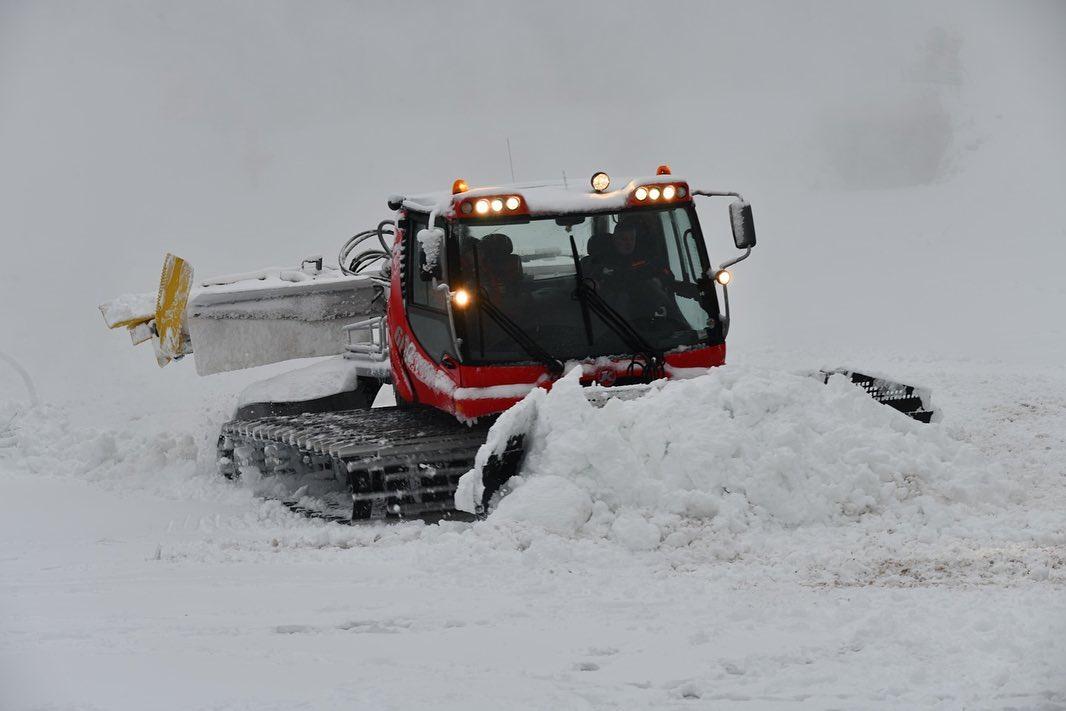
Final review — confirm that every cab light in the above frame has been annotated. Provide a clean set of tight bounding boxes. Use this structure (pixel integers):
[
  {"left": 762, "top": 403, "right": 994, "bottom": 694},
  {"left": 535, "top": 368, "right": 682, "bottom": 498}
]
[
  {"left": 452, "top": 178, "right": 468, "bottom": 195},
  {"left": 714, "top": 269, "right": 732, "bottom": 286},
  {"left": 590, "top": 171, "right": 611, "bottom": 193},
  {"left": 452, "top": 288, "right": 471, "bottom": 307},
  {"left": 458, "top": 194, "right": 527, "bottom": 217},
  {"left": 628, "top": 181, "right": 690, "bottom": 205},
  {"left": 656, "top": 164, "right": 672, "bottom": 175}
]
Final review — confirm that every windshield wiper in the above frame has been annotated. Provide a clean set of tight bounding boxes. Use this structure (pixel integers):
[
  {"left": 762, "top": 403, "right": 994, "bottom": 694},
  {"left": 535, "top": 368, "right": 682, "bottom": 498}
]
[
  {"left": 468, "top": 242, "right": 563, "bottom": 375},
  {"left": 474, "top": 289, "right": 564, "bottom": 375},
  {"left": 568, "top": 235, "right": 664, "bottom": 380}
]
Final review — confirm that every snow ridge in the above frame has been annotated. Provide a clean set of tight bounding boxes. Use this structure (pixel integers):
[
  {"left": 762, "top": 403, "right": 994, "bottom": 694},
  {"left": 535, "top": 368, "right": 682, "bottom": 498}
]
[{"left": 459, "top": 367, "right": 1011, "bottom": 550}]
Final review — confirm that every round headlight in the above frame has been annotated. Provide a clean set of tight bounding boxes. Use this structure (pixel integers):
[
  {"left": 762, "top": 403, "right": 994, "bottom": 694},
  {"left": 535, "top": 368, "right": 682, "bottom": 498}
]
[
  {"left": 634, "top": 187, "right": 649, "bottom": 201},
  {"left": 460, "top": 201, "right": 473, "bottom": 215},
  {"left": 648, "top": 187, "right": 661, "bottom": 200},
  {"left": 662, "top": 185, "right": 676, "bottom": 200},
  {"left": 475, "top": 199, "right": 490, "bottom": 215},
  {"left": 590, "top": 172, "right": 611, "bottom": 193},
  {"left": 505, "top": 196, "right": 520, "bottom": 210},
  {"left": 491, "top": 198, "right": 504, "bottom": 212},
  {"left": 677, "top": 186, "right": 687, "bottom": 198},
  {"left": 714, "top": 269, "right": 732, "bottom": 286}
]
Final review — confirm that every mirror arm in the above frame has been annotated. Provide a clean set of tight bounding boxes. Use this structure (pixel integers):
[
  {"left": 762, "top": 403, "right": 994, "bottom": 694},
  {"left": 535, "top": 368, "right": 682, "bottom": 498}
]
[
  {"left": 719, "top": 247, "right": 752, "bottom": 271},
  {"left": 692, "top": 190, "right": 755, "bottom": 252},
  {"left": 692, "top": 190, "right": 745, "bottom": 201},
  {"left": 693, "top": 189, "right": 752, "bottom": 340}
]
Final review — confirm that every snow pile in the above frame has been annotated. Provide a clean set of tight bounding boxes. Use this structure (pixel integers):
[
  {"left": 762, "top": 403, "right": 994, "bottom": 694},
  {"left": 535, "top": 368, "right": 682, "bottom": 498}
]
[
  {"left": 458, "top": 366, "right": 1007, "bottom": 546},
  {"left": 0, "top": 401, "right": 244, "bottom": 505}
]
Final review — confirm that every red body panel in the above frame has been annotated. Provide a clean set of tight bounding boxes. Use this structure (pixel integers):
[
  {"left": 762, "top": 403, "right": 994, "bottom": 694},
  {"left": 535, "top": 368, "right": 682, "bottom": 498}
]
[
  {"left": 387, "top": 211, "right": 727, "bottom": 422},
  {"left": 450, "top": 343, "right": 726, "bottom": 420}
]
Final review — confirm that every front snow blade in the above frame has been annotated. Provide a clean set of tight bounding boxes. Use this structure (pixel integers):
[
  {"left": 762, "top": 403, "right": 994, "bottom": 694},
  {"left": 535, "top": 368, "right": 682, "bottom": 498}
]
[{"left": 820, "top": 370, "right": 937, "bottom": 423}]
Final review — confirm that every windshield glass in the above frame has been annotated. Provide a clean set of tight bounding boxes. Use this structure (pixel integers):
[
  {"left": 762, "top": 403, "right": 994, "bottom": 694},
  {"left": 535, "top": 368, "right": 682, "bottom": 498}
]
[{"left": 453, "top": 206, "right": 718, "bottom": 363}]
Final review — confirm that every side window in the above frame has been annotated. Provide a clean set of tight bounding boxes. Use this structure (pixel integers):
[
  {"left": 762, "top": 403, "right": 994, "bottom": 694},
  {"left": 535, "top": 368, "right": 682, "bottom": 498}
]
[
  {"left": 660, "top": 211, "right": 687, "bottom": 281},
  {"left": 661, "top": 209, "right": 700, "bottom": 283},
  {"left": 407, "top": 215, "right": 447, "bottom": 310}
]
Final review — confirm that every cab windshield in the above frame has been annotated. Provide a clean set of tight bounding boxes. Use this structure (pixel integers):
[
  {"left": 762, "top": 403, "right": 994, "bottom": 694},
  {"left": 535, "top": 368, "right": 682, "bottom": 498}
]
[{"left": 452, "top": 206, "right": 720, "bottom": 363}]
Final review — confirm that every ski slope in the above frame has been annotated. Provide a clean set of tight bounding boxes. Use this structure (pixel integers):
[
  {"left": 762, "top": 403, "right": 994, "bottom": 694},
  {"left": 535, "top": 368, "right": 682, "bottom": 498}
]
[{"left": 1, "top": 348, "right": 1063, "bottom": 710}]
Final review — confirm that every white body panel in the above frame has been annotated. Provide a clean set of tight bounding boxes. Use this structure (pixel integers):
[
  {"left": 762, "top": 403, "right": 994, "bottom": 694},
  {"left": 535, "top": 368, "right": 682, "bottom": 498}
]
[{"left": 188, "top": 275, "right": 382, "bottom": 376}]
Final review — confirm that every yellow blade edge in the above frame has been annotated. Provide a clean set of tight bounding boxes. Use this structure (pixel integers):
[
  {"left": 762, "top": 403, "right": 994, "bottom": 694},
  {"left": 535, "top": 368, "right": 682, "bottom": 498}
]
[{"left": 155, "top": 253, "right": 194, "bottom": 367}]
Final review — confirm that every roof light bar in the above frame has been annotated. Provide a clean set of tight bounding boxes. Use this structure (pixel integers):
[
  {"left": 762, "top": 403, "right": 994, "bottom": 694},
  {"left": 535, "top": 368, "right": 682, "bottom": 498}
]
[
  {"left": 629, "top": 181, "right": 690, "bottom": 205},
  {"left": 456, "top": 194, "right": 528, "bottom": 217}
]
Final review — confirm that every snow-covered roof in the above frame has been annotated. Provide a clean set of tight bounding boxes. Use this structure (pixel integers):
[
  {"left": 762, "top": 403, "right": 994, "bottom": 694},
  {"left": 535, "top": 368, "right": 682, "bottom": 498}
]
[{"left": 400, "top": 175, "right": 690, "bottom": 217}]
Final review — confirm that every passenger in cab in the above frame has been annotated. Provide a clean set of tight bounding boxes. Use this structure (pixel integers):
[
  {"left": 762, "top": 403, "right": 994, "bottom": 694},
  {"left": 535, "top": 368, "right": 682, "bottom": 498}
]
[{"left": 476, "top": 232, "right": 526, "bottom": 307}]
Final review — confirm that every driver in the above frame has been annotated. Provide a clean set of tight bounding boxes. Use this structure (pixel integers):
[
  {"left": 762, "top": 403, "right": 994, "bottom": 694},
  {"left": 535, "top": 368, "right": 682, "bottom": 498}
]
[
  {"left": 605, "top": 218, "right": 669, "bottom": 285},
  {"left": 601, "top": 218, "right": 680, "bottom": 322}
]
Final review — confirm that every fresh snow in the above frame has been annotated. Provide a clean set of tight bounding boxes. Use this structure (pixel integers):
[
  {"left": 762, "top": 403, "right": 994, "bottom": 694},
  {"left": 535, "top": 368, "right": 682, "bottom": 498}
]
[
  {"left": 98, "top": 263, "right": 363, "bottom": 328},
  {"left": 98, "top": 290, "right": 158, "bottom": 328},
  {"left": 457, "top": 366, "right": 1001, "bottom": 539},
  {"left": 416, "top": 227, "right": 444, "bottom": 271},
  {"left": 236, "top": 355, "right": 364, "bottom": 406},
  {"left": 2, "top": 351, "right": 1064, "bottom": 710}
]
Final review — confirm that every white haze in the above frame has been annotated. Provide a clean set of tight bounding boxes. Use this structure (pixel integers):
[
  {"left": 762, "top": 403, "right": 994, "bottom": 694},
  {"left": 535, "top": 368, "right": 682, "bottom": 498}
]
[{"left": 1, "top": 0, "right": 1064, "bottom": 401}]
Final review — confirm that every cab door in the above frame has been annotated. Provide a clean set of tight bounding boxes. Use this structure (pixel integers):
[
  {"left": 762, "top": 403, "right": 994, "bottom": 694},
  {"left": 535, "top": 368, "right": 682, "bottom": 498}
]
[{"left": 389, "top": 212, "right": 460, "bottom": 410}]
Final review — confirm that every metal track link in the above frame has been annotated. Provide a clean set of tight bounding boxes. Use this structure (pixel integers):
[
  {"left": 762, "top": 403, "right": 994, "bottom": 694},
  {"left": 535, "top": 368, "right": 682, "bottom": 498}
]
[
  {"left": 821, "top": 370, "right": 937, "bottom": 423},
  {"left": 218, "top": 406, "right": 523, "bottom": 522}
]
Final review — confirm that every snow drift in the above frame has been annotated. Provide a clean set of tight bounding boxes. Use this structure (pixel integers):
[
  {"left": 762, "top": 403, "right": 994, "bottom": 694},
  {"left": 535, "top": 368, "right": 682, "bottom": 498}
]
[{"left": 457, "top": 367, "right": 1004, "bottom": 546}]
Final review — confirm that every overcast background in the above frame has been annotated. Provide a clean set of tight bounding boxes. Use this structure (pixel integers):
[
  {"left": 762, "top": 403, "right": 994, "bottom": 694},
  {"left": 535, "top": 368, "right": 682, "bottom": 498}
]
[{"left": 1, "top": 0, "right": 1064, "bottom": 402}]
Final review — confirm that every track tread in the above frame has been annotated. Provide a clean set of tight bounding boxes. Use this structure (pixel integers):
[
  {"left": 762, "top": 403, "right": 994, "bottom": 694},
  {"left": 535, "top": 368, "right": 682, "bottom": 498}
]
[{"left": 219, "top": 406, "right": 519, "bottom": 522}]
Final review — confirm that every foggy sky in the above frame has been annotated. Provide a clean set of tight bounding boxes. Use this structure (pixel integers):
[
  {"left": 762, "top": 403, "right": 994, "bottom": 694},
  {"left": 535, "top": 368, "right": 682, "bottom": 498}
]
[{"left": 1, "top": 1, "right": 1064, "bottom": 398}]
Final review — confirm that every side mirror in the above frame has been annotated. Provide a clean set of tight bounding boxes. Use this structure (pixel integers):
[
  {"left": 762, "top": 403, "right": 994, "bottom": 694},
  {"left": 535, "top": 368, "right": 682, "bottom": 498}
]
[{"left": 729, "top": 200, "right": 757, "bottom": 249}]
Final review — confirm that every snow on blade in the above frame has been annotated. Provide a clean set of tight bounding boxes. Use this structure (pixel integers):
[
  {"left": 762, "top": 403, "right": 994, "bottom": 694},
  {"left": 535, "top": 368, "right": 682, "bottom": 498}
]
[
  {"left": 98, "top": 291, "right": 157, "bottom": 328},
  {"left": 457, "top": 366, "right": 1004, "bottom": 548}
]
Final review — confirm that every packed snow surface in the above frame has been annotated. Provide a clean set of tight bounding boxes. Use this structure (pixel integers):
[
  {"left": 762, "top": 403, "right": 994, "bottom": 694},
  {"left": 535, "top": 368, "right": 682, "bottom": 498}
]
[{"left": 3, "top": 350, "right": 1065, "bottom": 710}]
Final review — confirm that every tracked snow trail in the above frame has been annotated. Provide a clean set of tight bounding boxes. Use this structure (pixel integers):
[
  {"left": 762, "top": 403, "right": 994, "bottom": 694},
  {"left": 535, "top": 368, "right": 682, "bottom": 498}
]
[{"left": 1, "top": 355, "right": 1064, "bottom": 710}]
